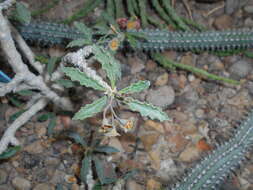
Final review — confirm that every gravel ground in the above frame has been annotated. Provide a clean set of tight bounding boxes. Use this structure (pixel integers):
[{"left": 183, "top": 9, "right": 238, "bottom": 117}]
[{"left": 1, "top": 0, "right": 253, "bottom": 189}]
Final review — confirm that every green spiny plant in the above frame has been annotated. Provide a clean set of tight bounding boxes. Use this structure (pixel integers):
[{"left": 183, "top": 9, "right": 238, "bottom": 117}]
[
  {"left": 16, "top": 21, "right": 253, "bottom": 52},
  {"left": 9, "top": 1, "right": 253, "bottom": 189},
  {"left": 168, "top": 109, "right": 253, "bottom": 190}
]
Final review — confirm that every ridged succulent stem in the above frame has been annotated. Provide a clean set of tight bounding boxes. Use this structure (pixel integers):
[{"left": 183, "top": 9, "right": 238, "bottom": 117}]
[
  {"left": 16, "top": 21, "right": 253, "bottom": 52},
  {"left": 169, "top": 109, "right": 253, "bottom": 190}
]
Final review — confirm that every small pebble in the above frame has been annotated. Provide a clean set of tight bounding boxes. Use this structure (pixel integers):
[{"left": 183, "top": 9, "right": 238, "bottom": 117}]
[
  {"left": 179, "top": 146, "right": 200, "bottom": 162},
  {"left": 24, "top": 140, "right": 44, "bottom": 154},
  {"left": 0, "top": 184, "right": 14, "bottom": 190},
  {"left": 126, "top": 180, "right": 143, "bottom": 190},
  {"left": 0, "top": 169, "right": 8, "bottom": 184},
  {"left": 33, "top": 183, "right": 54, "bottom": 190},
  {"left": 213, "top": 15, "right": 233, "bottom": 29},
  {"left": 12, "top": 177, "right": 31, "bottom": 190},
  {"left": 229, "top": 60, "right": 252, "bottom": 79},
  {"left": 195, "top": 109, "right": 205, "bottom": 119},
  {"left": 129, "top": 57, "right": 145, "bottom": 74},
  {"left": 225, "top": 0, "right": 239, "bottom": 14},
  {"left": 146, "top": 178, "right": 161, "bottom": 190},
  {"left": 155, "top": 73, "right": 169, "bottom": 86},
  {"left": 244, "top": 5, "right": 253, "bottom": 14},
  {"left": 146, "top": 86, "right": 175, "bottom": 109}
]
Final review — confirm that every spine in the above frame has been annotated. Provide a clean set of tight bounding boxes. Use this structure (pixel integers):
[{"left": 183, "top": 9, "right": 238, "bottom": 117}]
[
  {"left": 128, "top": 29, "right": 253, "bottom": 51},
  {"left": 169, "top": 110, "right": 253, "bottom": 190}
]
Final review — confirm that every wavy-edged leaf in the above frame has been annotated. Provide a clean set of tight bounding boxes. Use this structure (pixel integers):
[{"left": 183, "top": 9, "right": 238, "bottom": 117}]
[
  {"left": 94, "top": 146, "right": 120, "bottom": 154},
  {"left": 62, "top": 67, "right": 106, "bottom": 91},
  {"left": 65, "top": 131, "right": 87, "bottom": 146},
  {"left": 73, "top": 96, "right": 108, "bottom": 120},
  {"left": 47, "top": 114, "right": 57, "bottom": 136},
  {"left": 74, "top": 22, "right": 92, "bottom": 40},
  {"left": 126, "top": 98, "right": 170, "bottom": 122},
  {"left": 92, "top": 46, "right": 121, "bottom": 88},
  {"left": 15, "top": 2, "right": 31, "bottom": 24},
  {"left": 92, "top": 183, "right": 102, "bottom": 190},
  {"left": 9, "top": 109, "right": 27, "bottom": 122},
  {"left": 9, "top": 97, "right": 24, "bottom": 108},
  {"left": 118, "top": 80, "right": 150, "bottom": 94},
  {"left": 80, "top": 155, "right": 92, "bottom": 183},
  {"left": 67, "top": 39, "right": 92, "bottom": 48},
  {"left": 16, "top": 90, "right": 34, "bottom": 96},
  {"left": 56, "top": 79, "right": 75, "bottom": 88},
  {"left": 37, "top": 112, "right": 54, "bottom": 122},
  {"left": 0, "top": 146, "right": 21, "bottom": 160},
  {"left": 47, "top": 57, "right": 58, "bottom": 75}
]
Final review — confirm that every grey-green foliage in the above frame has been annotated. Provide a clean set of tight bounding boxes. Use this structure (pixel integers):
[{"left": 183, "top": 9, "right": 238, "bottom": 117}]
[
  {"left": 63, "top": 45, "right": 170, "bottom": 123},
  {"left": 12, "top": 2, "right": 31, "bottom": 24},
  {"left": 0, "top": 146, "right": 21, "bottom": 160},
  {"left": 56, "top": 130, "right": 119, "bottom": 185}
]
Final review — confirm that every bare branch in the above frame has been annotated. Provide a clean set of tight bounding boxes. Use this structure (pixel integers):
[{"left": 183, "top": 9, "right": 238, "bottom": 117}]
[
  {"left": 0, "top": 98, "right": 48, "bottom": 154},
  {"left": 0, "top": 12, "right": 74, "bottom": 111},
  {"left": 11, "top": 24, "right": 44, "bottom": 74},
  {"left": 0, "top": 73, "right": 24, "bottom": 96},
  {"left": 0, "top": 0, "right": 15, "bottom": 11}
]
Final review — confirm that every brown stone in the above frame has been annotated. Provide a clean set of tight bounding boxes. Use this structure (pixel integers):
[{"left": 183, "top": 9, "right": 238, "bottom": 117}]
[
  {"left": 146, "top": 178, "right": 161, "bottom": 190},
  {"left": 140, "top": 133, "right": 160, "bottom": 151},
  {"left": 146, "top": 60, "right": 157, "bottom": 71},
  {"left": 166, "top": 133, "right": 189, "bottom": 153},
  {"left": 213, "top": 15, "right": 233, "bottom": 30},
  {"left": 148, "top": 151, "right": 160, "bottom": 170},
  {"left": 24, "top": 140, "right": 44, "bottom": 154},
  {"left": 144, "top": 120, "right": 164, "bottom": 133},
  {"left": 179, "top": 146, "right": 200, "bottom": 162},
  {"left": 155, "top": 73, "right": 169, "bottom": 86}
]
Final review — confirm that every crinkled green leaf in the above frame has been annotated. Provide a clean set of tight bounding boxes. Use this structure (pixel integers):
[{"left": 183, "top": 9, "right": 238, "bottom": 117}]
[
  {"left": 93, "top": 156, "right": 117, "bottom": 185},
  {"left": 74, "top": 22, "right": 92, "bottom": 40},
  {"left": 126, "top": 98, "right": 170, "bottom": 122},
  {"left": 92, "top": 183, "right": 102, "bottom": 190},
  {"left": 125, "top": 34, "right": 138, "bottom": 49},
  {"left": 73, "top": 96, "right": 107, "bottom": 120},
  {"left": 80, "top": 155, "right": 92, "bottom": 183},
  {"left": 16, "top": 90, "right": 34, "bottom": 96},
  {"left": 94, "top": 146, "right": 120, "bottom": 154},
  {"left": 47, "top": 57, "right": 58, "bottom": 75},
  {"left": 67, "top": 39, "right": 92, "bottom": 48},
  {"left": 35, "top": 55, "right": 49, "bottom": 64},
  {"left": 37, "top": 112, "right": 54, "bottom": 122},
  {"left": 15, "top": 2, "right": 31, "bottom": 24},
  {"left": 9, "top": 109, "right": 27, "bottom": 122},
  {"left": 9, "top": 97, "right": 24, "bottom": 108},
  {"left": 119, "top": 80, "right": 150, "bottom": 94},
  {"left": 47, "top": 115, "right": 57, "bottom": 136},
  {"left": 0, "top": 146, "right": 21, "bottom": 160},
  {"left": 65, "top": 131, "right": 87, "bottom": 146},
  {"left": 93, "top": 46, "right": 121, "bottom": 88},
  {"left": 62, "top": 67, "right": 106, "bottom": 91},
  {"left": 56, "top": 79, "right": 75, "bottom": 88},
  {"left": 123, "top": 169, "right": 138, "bottom": 180}
]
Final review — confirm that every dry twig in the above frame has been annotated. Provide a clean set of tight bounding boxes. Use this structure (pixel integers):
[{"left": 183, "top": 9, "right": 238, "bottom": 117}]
[{"left": 0, "top": 3, "right": 74, "bottom": 153}]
